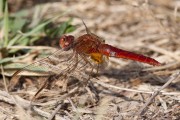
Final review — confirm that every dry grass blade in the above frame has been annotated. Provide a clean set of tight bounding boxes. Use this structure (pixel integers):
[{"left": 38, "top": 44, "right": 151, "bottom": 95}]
[
  {"left": 91, "top": 78, "right": 180, "bottom": 95},
  {"left": 147, "top": 45, "right": 180, "bottom": 62},
  {"left": 46, "top": 87, "right": 79, "bottom": 119},
  {"left": 68, "top": 98, "right": 84, "bottom": 120},
  {"left": 7, "top": 45, "right": 56, "bottom": 50},
  {"left": 143, "top": 61, "right": 180, "bottom": 71},
  {"left": 95, "top": 97, "right": 112, "bottom": 120},
  {"left": 137, "top": 71, "right": 180, "bottom": 116},
  {"left": 9, "top": 96, "right": 33, "bottom": 120},
  {"left": 33, "top": 106, "right": 66, "bottom": 120},
  {"left": 0, "top": 65, "right": 8, "bottom": 92},
  {"left": 47, "top": 103, "right": 62, "bottom": 120}
]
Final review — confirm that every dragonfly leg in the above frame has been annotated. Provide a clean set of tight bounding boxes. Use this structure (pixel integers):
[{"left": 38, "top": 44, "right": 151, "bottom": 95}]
[
  {"left": 85, "top": 82, "right": 99, "bottom": 104},
  {"left": 79, "top": 55, "right": 97, "bottom": 84},
  {"left": 78, "top": 55, "right": 92, "bottom": 71},
  {"left": 96, "top": 64, "right": 100, "bottom": 74},
  {"left": 80, "top": 55, "right": 94, "bottom": 69},
  {"left": 30, "top": 76, "right": 50, "bottom": 104}
]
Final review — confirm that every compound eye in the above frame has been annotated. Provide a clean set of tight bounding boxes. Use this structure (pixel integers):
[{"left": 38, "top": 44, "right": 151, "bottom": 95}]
[
  {"left": 64, "top": 40, "right": 70, "bottom": 46},
  {"left": 61, "top": 36, "right": 66, "bottom": 42},
  {"left": 59, "top": 35, "right": 74, "bottom": 51},
  {"left": 59, "top": 36, "right": 66, "bottom": 49}
]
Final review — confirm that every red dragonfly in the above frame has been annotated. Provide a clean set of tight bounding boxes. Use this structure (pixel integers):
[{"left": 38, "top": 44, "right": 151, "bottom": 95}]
[
  {"left": 9, "top": 20, "right": 161, "bottom": 95},
  {"left": 59, "top": 21, "right": 161, "bottom": 66}
]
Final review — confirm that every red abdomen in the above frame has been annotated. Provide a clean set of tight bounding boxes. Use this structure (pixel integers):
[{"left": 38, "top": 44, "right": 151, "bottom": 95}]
[{"left": 98, "top": 44, "right": 161, "bottom": 66}]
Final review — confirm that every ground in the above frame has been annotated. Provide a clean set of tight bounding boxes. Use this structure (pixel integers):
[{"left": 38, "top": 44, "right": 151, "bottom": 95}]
[{"left": 0, "top": 0, "right": 180, "bottom": 120}]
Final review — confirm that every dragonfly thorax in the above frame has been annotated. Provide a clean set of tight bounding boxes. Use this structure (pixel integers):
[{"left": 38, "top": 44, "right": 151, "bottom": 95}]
[{"left": 59, "top": 35, "right": 75, "bottom": 51}]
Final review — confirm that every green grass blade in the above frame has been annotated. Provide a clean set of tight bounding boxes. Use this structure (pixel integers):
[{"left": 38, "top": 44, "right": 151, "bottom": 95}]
[
  {"left": 0, "top": 0, "right": 3, "bottom": 15},
  {"left": 3, "top": 1, "right": 9, "bottom": 47},
  {"left": 0, "top": 56, "right": 26, "bottom": 64},
  {"left": 23, "top": 12, "right": 68, "bottom": 37},
  {"left": 4, "top": 63, "right": 50, "bottom": 72},
  {"left": 7, "top": 34, "right": 22, "bottom": 47}
]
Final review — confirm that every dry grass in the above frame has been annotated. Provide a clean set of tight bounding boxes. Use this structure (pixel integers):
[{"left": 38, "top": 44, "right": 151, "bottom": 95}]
[{"left": 0, "top": 0, "right": 180, "bottom": 120}]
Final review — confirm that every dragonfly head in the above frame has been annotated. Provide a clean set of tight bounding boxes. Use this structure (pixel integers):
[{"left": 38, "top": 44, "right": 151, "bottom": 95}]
[{"left": 59, "top": 35, "right": 75, "bottom": 51}]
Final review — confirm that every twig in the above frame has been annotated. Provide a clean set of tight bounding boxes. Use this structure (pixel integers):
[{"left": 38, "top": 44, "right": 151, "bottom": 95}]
[
  {"left": 91, "top": 78, "right": 180, "bottom": 95},
  {"left": 0, "top": 95, "right": 15, "bottom": 105},
  {"left": 33, "top": 106, "right": 50, "bottom": 118},
  {"left": 137, "top": 71, "right": 180, "bottom": 116},
  {"left": 0, "top": 106, "right": 14, "bottom": 118},
  {"left": 157, "top": 96, "right": 167, "bottom": 112},
  {"left": 68, "top": 98, "right": 84, "bottom": 120},
  {"left": 47, "top": 87, "right": 79, "bottom": 120},
  {"left": 143, "top": 62, "right": 180, "bottom": 71},
  {"left": 10, "top": 95, "right": 33, "bottom": 120},
  {"left": 47, "top": 103, "right": 62, "bottom": 120},
  {"left": 33, "top": 106, "right": 66, "bottom": 120}
]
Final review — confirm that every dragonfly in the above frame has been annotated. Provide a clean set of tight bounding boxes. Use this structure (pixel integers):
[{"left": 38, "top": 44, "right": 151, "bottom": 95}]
[
  {"left": 9, "top": 20, "right": 161, "bottom": 100},
  {"left": 59, "top": 21, "right": 161, "bottom": 66}
]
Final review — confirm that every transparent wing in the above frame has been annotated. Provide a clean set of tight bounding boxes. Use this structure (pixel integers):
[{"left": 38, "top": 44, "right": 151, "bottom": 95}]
[{"left": 9, "top": 48, "right": 97, "bottom": 91}]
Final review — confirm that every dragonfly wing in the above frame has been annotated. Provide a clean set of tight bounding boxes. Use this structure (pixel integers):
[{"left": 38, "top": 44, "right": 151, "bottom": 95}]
[
  {"left": 9, "top": 49, "right": 77, "bottom": 91},
  {"left": 9, "top": 48, "right": 96, "bottom": 91}
]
